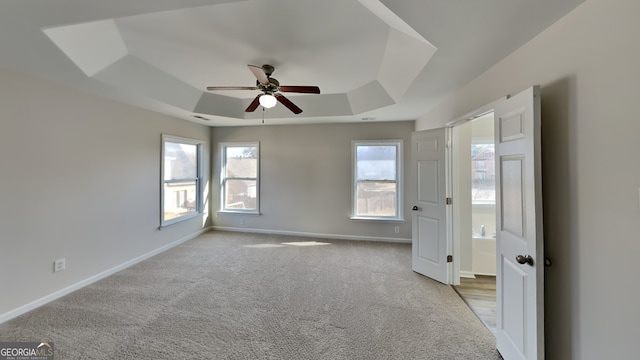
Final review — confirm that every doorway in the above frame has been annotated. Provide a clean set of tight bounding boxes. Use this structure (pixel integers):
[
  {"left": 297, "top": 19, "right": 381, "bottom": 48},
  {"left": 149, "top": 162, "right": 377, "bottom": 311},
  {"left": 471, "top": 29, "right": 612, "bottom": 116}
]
[{"left": 451, "top": 112, "right": 497, "bottom": 333}]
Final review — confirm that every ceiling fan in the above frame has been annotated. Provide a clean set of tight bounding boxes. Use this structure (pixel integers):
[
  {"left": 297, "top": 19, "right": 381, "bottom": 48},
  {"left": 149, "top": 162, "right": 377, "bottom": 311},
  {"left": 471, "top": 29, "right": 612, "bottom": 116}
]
[{"left": 206, "top": 64, "right": 320, "bottom": 114}]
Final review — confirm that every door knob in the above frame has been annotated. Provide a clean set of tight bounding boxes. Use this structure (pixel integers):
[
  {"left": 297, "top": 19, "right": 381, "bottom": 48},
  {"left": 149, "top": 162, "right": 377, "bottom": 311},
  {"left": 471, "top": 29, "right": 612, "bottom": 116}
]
[
  {"left": 515, "top": 255, "right": 534, "bottom": 266},
  {"left": 412, "top": 206, "right": 419, "bottom": 211}
]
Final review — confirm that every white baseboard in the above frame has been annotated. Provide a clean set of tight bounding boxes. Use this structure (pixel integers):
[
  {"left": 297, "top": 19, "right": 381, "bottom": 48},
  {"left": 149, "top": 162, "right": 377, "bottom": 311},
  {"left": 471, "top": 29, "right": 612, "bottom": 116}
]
[
  {"left": 473, "top": 272, "right": 496, "bottom": 277},
  {"left": 460, "top": 271, "right": 477, "bottom": 279},
  {"left": 0, "top": 227, "right": 211, "bottom": 325},
  {"left": 211, "top": 226, "right": 411, "bottom": 244}
]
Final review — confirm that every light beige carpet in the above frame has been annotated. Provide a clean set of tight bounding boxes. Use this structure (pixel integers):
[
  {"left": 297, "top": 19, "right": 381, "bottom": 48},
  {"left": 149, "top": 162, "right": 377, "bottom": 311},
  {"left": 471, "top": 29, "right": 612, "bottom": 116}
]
[{"left": 0, "top": 231, "right": 501, "bottom": 359}]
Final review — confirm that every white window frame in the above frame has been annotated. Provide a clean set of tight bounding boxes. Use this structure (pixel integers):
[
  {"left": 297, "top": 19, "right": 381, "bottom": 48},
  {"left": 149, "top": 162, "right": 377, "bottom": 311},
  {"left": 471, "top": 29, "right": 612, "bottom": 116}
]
[
  {"left": 351, "top": 139, "right": 404, "bottom": 221},
  {"left": 161, "top": 134, "right": 204, "bottom": 227},
  {"left": 471, "top": 139, "right": 496, "bottom": 206},
  {"left": 220, "top": 142, "right": 260, "bottom": 214}
]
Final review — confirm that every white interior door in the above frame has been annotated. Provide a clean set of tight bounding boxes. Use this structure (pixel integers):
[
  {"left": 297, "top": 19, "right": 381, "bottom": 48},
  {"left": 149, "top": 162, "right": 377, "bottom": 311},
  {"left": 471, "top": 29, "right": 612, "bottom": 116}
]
[
  {"left": 411, "top": 128, "right": 448, "bottom": 284},
  {"left": 494, "top": 86, "right": 544, "bottom": 360}
]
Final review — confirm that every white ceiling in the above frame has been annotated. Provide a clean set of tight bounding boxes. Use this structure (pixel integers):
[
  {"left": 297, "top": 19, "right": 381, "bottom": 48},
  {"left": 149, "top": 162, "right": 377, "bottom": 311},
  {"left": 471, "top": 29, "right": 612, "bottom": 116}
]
[{"left": 0, "top": 0, "right": 584, "bottom": 126}]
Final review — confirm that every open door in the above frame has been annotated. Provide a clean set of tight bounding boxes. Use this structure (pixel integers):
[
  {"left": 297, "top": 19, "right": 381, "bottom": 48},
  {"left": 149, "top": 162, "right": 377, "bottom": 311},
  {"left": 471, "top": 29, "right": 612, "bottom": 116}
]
[
  {"left": 411, "top": 128, "right": 448, "bottom": 284},
  {"left": 494, "top": 86, "right": 544, "bottom": 360}
]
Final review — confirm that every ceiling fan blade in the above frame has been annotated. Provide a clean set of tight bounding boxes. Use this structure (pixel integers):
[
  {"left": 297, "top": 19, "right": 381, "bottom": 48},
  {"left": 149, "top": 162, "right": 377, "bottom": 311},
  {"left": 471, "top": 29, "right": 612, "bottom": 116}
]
[
  {"left": 248, "top": 64, "right": 269, "bottom": 85},
  {"left": 207, "top": 86, "right": 257, "bottom": 91},
  {"left": 245, "top": 94, "right": 262, "bottom": 112},
  {"left": 275, "top": 94, "right": 303, "bottom": 114},
  {"left": 279, "top": 86, "right": 320, "bottom": 94}
]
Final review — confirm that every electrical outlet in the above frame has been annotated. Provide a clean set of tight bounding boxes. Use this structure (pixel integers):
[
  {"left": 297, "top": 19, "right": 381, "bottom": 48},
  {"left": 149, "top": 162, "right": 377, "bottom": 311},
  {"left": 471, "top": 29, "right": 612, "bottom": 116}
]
[
  {"left": 54, "top": 258, "right": 66, "bottom": 273},
  {"left": 394, "top": 226, "right": 400, "bottom": 234}
]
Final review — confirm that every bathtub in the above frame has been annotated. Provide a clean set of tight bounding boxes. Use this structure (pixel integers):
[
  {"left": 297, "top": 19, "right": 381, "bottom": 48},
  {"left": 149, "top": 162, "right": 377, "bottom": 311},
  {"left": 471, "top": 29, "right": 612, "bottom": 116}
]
[{"left": 472, "top": 236, "right": 496, "bottom": 276}]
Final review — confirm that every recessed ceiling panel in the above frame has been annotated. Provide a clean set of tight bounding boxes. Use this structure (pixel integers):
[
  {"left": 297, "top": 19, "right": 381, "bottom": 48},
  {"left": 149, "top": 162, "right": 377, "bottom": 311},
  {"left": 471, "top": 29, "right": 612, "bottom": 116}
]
[
  {"left": 114, "top": 0, "right": 391, "bottom": 94},
  {"left": 44, "top": 19, "right": 128, "bottom": 77}
]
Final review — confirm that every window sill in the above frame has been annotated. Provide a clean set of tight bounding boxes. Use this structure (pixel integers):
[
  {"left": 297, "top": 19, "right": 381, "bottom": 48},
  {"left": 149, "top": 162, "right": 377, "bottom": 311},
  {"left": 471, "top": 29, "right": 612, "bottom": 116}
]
[
  {"left": 160, "top": 212, "right": 202, "bottom": 229},
  {"left": 350, "top": 216, "right": 405, "bottom": 223},
  {"left": 472, "top": 201, "right": 496, "bottom": 208},
  {"left": 217, "top": 210, "right": 261, "bottom": 215}
]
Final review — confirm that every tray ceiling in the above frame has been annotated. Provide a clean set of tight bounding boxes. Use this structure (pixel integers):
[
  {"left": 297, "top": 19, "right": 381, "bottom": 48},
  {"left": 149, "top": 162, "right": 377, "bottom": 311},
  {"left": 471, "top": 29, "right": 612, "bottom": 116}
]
[{"left": 0, "top": 0, "right": 584, "bottom": 126}]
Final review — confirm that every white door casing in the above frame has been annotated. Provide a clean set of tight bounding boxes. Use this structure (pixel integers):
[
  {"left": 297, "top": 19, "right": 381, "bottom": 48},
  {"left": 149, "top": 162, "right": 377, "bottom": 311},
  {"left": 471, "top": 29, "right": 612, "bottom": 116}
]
[
  {"left": 411, "top": 128, "right": 448, "bottom": 284},
  {"left": 495, "top": 86, "right": 544, "bottom": 360}
]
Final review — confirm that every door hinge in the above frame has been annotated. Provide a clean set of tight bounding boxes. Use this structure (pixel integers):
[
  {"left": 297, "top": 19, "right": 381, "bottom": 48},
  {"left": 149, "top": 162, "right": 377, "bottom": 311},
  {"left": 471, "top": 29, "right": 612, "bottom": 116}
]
[
  {"left": 446, "top": 197, "right": 452, "bottom": 205},
  {"left": 447, "top": 255, "right": 453, "bottom": 263}
]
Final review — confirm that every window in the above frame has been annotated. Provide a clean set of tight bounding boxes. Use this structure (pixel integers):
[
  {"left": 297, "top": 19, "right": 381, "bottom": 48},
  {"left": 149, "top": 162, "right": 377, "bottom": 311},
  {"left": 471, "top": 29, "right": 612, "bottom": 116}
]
[
  {"left": 352, "top": 140, "right": 403, "bottom": 220},
  {"left": 161, "top": 134, "right": 204, "bottom": 226},
  {"left": 471, "top": 143, "right": 495, "bottom": 203},
  {"left": 220, "top": 142, "right": 259, "bottom": 213}
]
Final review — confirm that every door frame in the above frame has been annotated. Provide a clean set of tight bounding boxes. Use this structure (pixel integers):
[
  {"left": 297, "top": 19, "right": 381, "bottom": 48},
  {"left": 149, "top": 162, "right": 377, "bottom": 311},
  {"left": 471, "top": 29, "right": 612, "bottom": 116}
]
[
  {"left": 440, "top": 87, "right": 544, "bottom": 360},
  {"left": 446, "top": 100, "right": 502, "bottom": 286}
]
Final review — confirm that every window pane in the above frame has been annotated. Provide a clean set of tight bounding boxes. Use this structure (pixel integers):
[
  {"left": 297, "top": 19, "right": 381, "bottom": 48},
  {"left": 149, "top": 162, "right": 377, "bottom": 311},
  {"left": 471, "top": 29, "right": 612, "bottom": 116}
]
[
  {"left": 163, "top": 181, "right": 197, "bottom": 221},
  {"left": 356, "top": 145, "right": 396, "bottom": 180},
  {"left": 224, "top": 179, "right": 257, "bottom": 210},
  {"left": 471, "top": 144, "right": 495, "bottom": 201},
  {"left": 164, "top": 142, "right": 197, "bottom": 179},
  {"left": 225, "top": 146, "right": 257, "bottom": 178},
  {"left": 356, "top": 181, "right": 397, "bottom": 216}
]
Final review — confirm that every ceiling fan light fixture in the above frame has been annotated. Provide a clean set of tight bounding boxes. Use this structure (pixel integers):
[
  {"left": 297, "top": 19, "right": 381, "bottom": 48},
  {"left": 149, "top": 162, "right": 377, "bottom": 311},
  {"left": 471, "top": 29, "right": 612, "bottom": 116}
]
[
  {"left": 208, "top": 65, "right": 317, "bottom": 114},
  {"left": 259, "top": 94, "right": 277, "bottom": 109}
]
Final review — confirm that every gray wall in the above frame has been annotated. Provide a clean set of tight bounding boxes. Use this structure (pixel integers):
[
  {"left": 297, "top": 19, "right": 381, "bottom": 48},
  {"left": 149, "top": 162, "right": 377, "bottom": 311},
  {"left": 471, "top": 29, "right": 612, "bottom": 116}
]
[
  {"left": 212, "top": 122, "right": 414, "bottom": 241},
  {"left": 416, "top": 0, "right": 640, "bottom": 358},
  {"left": 0, "top": 68, "right": 211, "bottom": 319}
]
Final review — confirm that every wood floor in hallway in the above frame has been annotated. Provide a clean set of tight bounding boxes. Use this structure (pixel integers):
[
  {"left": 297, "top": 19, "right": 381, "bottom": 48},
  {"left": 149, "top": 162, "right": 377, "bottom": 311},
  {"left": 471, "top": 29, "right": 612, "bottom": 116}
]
[{"left": 454, "top": 275, "right": 496, "bottom": 334}]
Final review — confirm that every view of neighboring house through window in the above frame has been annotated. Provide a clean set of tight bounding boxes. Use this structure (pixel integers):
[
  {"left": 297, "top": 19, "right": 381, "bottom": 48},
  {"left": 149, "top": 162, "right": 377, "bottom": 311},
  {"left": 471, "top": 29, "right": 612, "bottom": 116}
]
[
  {"left": 161, "top": 134, "right": 203, "bottom": 226},
  {"left": 471, "top": 143, "right": 495, "bottom": 203},
  {"left": 221, "top": 142, "right": 259, "bottom": 213},
  {"left": 352, "top": 140, "right": 403, "bottom": 220}
]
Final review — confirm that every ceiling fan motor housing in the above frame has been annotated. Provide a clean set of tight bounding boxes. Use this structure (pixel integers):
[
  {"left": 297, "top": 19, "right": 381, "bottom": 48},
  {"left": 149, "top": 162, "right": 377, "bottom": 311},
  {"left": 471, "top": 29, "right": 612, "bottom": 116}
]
[{"left": 257, "top": 77, "right": 279, "bottom": 94}]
